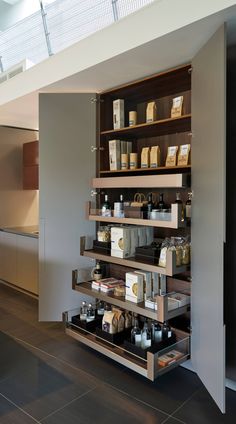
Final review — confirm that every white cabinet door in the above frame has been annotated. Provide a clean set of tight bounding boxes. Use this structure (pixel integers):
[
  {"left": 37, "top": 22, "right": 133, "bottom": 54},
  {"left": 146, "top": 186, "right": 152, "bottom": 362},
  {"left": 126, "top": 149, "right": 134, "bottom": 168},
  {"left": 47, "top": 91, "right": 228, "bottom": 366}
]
[
  {"left": 39, "top": 93, "right": 96, "bottom": 320},
  {"left": 16, "top": 236, "right": 38, "bottom": 295},
  {"left": 0, "top": 232, "right": 17, "bottom": 284},
  {"left": 192, "top": 25, "right": 226, "bottom": 412}
]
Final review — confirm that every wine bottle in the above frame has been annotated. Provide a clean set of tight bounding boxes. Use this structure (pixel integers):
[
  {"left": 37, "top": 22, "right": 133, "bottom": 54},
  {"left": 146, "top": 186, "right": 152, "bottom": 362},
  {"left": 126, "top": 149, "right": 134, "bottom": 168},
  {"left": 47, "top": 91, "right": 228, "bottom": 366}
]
[
  {"left": 147, "top": 193, "right": 154, "bottom": 219},
  {"left": 175, "top": 192, "right": 184, "bottom": 222},
  {"left": 101, "top": 194, "right": 112, "bottom": 217},
  {"left": 157, "top": 193, "right": 165, "bottom": 210},
  {"left": 131, "top": 318, "right": 141, "bottom": 346},
  {"left": 185, "top": 192, "right": 192, "bottom": 222}
]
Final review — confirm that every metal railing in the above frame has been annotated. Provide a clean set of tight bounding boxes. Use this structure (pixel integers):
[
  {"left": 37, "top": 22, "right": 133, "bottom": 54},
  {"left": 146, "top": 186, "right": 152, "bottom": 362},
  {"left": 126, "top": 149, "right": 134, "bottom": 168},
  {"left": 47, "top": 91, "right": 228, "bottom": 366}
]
[{"left": 0, "top": 0, "right": 154, "bottom": 73}]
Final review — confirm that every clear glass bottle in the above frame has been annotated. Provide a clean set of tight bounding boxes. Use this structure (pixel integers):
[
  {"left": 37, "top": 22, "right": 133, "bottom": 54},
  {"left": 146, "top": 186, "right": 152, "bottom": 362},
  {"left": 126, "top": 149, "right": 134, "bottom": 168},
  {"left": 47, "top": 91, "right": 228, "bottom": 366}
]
[
  {"left": 151, "top": 321, "right": 162, "bottom": 342},
  {"left": 86, "top": 303, "right": 95, "bottom": 322},
  {"left": 97, "top": 300, "right": 105, "bottom": 316},
  {"left": 141, "top": 319, "right": 152, "bottom": 349},
  {"left": 101, "top": 194, "right": 112, "bottom": 217},
  {"left": 80, "top": 301, "right": 88, "bottom": 321},
  {"left": 162, "top": 321, "right": 172, "bottom": 340},
  {"left": 131, "top": 318, "right": 141, "bottom": 346}
]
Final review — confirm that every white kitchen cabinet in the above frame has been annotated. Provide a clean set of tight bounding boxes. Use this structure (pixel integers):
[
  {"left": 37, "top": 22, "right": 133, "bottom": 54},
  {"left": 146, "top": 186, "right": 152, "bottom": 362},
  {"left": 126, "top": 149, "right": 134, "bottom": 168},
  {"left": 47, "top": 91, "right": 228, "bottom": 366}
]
[
  {"left": 16, "top": 235, "right": 38, "bottom": 295},
  {"left": 0, "top": 232, "right": 38, "bottom": 295},
  {"left": 0, "top": 232, "right": 17, "bottom": 285}
]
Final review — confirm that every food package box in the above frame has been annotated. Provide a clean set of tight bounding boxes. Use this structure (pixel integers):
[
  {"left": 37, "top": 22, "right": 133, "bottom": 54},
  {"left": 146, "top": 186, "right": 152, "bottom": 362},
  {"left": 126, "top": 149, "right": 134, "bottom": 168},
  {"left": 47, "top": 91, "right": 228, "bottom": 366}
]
[
  {"left": 165, "top": 146, "right": 178, "bottom": 167},
  {"left": 135, "top": 270, "right": 152, "bottom": 300},
  {"left": 137, "top": 226, "right": 147, "bottom": 246},
  {"left": 109, "top": 139, "right": 121, "bottom": 170},
  {"left": 152, "top": 272, "right": 159, "bottom": 296},
  {"left": 146, "top": 227, "right": 154, "bottom": 245},
  {"left": 125, "top": 272, "right": 144, "bottom": 303},
  {"left": 171, "top": 96, "right": 183, "bottom": 118},
  {"left": 111, "top": 226, "right": 131, "bottom": 258},
  {"left": 158, "top": 350, "right": 184, "bottom": 367},
  {"left": 113, "top": 99, "right": 124, "bottom": 129},
  {"left": 100, "top": 279, "right": 125, "bottom": 293},
  {"left": 168, "top": 292, "right": 190, "bottom": 307},
  {"left": 130, "top": 227, "right": 139, "bottom": 256},
  {"left": 91, "top": 280, "right": 101, "bottom": 290}
]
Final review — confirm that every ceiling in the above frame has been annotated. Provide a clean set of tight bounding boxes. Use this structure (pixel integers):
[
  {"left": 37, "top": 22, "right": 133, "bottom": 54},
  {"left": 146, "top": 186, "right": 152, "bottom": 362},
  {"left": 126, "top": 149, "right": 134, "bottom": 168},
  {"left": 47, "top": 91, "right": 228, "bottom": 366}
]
[{"left": 1, "top": 3, "right": 236, "bottom": 129}]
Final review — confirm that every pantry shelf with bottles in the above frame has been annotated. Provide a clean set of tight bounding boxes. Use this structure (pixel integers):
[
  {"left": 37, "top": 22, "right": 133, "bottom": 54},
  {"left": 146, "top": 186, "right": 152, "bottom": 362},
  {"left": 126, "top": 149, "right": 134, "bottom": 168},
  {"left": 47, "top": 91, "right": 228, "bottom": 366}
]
[{"left": 66, "top": 63, "right": 192, "bottom": 382}]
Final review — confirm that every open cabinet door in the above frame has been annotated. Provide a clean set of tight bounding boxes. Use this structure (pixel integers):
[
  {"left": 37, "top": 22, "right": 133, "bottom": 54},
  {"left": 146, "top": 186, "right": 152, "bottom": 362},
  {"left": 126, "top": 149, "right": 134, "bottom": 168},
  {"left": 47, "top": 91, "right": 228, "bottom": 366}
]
[
  {"left": 191, "top": 25, "right": 226, "bottom": 412},
  {"left": 39, "top": 93, "right": 97, "bottom": 321}
]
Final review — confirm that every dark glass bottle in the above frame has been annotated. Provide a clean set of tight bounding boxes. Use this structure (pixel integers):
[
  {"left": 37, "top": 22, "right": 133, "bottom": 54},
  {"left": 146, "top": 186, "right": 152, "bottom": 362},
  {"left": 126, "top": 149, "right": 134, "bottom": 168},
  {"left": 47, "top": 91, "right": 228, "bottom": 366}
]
[
  {"left": 157, "top": 193, "right": 165, "bottom": 210},
  {"left": 175, "top": 192, "right": 184, "bottom": 222},
  {"left": 162, "top": 321, "right": 172, "bottom": 340},
  {"left": 147, "top": 193, "right": 154, "bottom": 219},
  {"left": 185, "top": 192, "right": 192, "bottom": 222}
]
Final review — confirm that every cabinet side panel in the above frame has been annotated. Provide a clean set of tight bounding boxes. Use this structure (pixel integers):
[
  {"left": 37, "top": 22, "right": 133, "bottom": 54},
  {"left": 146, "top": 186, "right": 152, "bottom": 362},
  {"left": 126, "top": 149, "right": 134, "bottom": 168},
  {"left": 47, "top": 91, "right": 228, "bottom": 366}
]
[
  {"left": 192, "top": 25, "right": 226, "bottom": 412},
  {"left": 39, "top": 93, "right": 96, "bottom": 321}
]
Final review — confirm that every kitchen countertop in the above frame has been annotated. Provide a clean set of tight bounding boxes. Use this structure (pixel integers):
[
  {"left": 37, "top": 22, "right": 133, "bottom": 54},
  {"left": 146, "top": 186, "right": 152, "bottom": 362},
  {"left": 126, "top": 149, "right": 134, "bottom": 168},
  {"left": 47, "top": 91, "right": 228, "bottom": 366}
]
[{"left": 0, "top": 225, "right": 39, "bottom": 238}]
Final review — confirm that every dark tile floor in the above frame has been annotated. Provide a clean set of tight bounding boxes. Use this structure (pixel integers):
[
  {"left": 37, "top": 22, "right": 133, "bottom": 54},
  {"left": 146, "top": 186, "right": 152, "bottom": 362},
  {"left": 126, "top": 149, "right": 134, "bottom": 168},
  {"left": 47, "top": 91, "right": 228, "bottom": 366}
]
[{"left": 0, "top": 283, "right": 235, "bottom": 423}]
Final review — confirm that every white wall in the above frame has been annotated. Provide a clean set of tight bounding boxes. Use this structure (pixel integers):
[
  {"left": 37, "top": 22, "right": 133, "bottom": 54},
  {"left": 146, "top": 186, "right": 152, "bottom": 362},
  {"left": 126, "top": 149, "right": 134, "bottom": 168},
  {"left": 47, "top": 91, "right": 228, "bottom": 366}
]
[{"left": 0, "top": 126, "right": 39, "bottom": 226}]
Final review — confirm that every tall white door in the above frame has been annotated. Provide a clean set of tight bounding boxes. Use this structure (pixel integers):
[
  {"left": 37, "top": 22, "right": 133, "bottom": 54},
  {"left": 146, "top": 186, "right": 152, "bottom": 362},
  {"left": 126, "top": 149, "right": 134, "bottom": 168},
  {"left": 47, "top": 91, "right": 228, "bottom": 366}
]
[
  {"left": 191, "top": 25, "right": 226, "bottom": 412},
  {"left": 39, "top": 93, "right": 97, "bottom": 321}
]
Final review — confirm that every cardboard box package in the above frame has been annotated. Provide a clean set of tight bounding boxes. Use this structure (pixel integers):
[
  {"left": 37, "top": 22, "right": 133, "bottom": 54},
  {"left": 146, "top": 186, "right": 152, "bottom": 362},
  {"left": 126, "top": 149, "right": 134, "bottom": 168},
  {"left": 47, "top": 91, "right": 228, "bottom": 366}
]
[
  {"left": 113, "top": 99, "right": 124, "bottom": 129},
  {"left": 135, "top": 270, "right": 152, "bottom": 300},
  {"left": 109, "top": 139, "right": 121, "bottom": 170},
  {"left": 111, "top": 226, "right": 131, "bottom": 258},
  {"left": 125, "top": 272, "right": 144, "bottom": 303}
]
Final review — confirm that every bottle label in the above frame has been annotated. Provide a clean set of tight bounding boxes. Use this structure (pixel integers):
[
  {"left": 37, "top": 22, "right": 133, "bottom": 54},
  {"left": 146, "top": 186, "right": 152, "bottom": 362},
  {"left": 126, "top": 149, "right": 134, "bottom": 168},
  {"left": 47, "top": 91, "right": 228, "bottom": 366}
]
[
  {"left": 80, "top": 314, "right": 87, "bottom": 321},
  {"left": 97, "top": 309, "right": 104, "bottom": 315},
  {"left": 145, "top": 339, "right": 151, "bottom": 347},
  {"left": 135, "top": 334, "right": 142, "bottom": 346},
  {"left": 168, "top": 331, "right": 172, "bottom": 338}
]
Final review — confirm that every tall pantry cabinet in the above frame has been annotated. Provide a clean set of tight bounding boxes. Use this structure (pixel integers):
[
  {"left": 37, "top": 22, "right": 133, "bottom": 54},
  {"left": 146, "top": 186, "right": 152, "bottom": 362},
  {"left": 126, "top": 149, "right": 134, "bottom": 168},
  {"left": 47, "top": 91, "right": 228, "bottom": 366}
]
[{"left": 39, "top": 25, "right": 226, "bottom": 412}]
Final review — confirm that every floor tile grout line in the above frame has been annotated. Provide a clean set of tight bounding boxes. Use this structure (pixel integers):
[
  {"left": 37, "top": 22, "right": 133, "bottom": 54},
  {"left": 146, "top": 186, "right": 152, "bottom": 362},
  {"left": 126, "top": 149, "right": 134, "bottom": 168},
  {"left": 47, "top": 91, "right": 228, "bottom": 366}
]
[
  {"left": 102, "top": 381, "right": 171, "bottom": 419},
  {"left": 0, "top": 392, "right": 41, "bottom": 424},
  {"left": 1, "top": 329, "right": 103, "bottom": 387},
  {"left": 40, "top": 387, "right": 96, "bottom": 423},
  {"left": 161, "top": 387, "right": 202, "bottom": 424}
]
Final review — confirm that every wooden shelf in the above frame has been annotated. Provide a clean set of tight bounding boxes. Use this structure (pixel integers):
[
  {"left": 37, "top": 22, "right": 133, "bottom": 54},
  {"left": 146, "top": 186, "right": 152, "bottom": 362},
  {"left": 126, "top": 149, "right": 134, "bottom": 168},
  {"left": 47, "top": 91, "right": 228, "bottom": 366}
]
[
  {"left": 92, "top": 173, "right": 188, "bottom": 189},
  {"left": 65, "top": 326, "right": 148, "bottom": 377},
  {"left": 99, "top": 165, "right": 191, "bottom": 175},
  {"left": 73, "top": 281, "right": 190, "bottom": 322},
  {"left": 100, "top": 115, "right": 191, "bottom": 139},
  {"left": 64, "top": 312, "right": 190, "bottom": 381},
  {"left": 81, "top": 248, "right": 188, "bottom": 277},
  {"left": 89, "top": 204, "right": 184, "bottom": 229}
]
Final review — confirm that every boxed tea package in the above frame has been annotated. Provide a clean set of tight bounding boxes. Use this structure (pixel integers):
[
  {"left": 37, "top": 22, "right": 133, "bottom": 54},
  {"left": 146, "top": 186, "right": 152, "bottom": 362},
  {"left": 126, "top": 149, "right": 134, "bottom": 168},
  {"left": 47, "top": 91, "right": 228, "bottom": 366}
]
[
  {"left": 146, "top": 101, "right": 157, "bottom": 123},
  {"left": 171, "top": 96, "right": 184, "bottom": 118},
  {"left": 165, "top": 146, "right": 178, "bottom": 167},
  {"left": 125, "top": 271, "right": 144, "bottom": 303},
  {"left": 141, "top": 147, "right": 150, "bottom": 168},
  {"left": 111, "top": 226, "right": 131, "bottom": 258},
  {"left": 137, "top": 226, "right": 147, "bottom": 246},
  {"left": 109, "top": 139, "right": 121, "bottom": 170},
  {"left": 150, "top": 146, "right": 161, "bottom": 168},
  {"left": 113, "top": 99, "right": 124, "bottom": 129},
  {"left": 130, "top": 226, "right": 139, "bottom": 256},
  {"left": 146, "top": 227, "right": 154, "bottom": 245},
  {"left": 135, "top": 270, "right": 152, "bottom": 300},
  {"left": 177, "top": 144, "right": 191, "bottom": 166}
]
